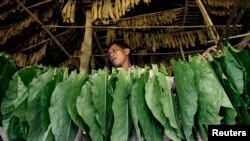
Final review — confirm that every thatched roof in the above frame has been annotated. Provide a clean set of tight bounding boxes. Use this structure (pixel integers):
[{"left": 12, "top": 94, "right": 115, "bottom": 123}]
[{"left": 0, "top": 0, "right": 249, "bottom": 70}]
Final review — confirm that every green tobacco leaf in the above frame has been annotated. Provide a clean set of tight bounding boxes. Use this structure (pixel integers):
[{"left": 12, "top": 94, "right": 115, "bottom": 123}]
[
  {"left": 221, "top": 45, "right": 244, "bottom": 95},
  {"left": 145, "top": 68, "right": 180, "bottom": 141},
  {"left": 227, "top": 44, "right": 250, "bottom": 104},
  {"left": 1, "top": 74, "right": 26, "bottom": 141},
  {"left": 211, "top": 57, "right": 250, "bottom": 124},
  {"left": 129, "top": 71, "right": 144, "bottom": 141},
  {"left": 26, "top": 69, "right": 58, "bottom": 141},
  {"left": 189, "top": 55, "right": 236, "bottom": 141},
  {"left": 106, "top": 71, "right": 116, "bottom": 138},
  {"left": 130, "top": 69, "right": 163, "bottom": 141},
  {"left": 220, "top": 44, "right": 250, "bottom": 123},
  {"left": 90, "top": 68, "right": 112, "bottom": 139},
  {"left": 18, "top": 66, "right": 38, "bottom": 86},
  {"left": 224, "top": 43, "right": 250, "bottom": 77},
  {"left": 159, "top": 63, "right": 168, "bottom": 76},
  {"left": 67, "top": 71, "right": 88, "bottom": 130},
  {"left": 42, "top": 124, "right": 54, "bottom": 141},
  {"left": 14, "top": 67, "right": 38, "bottom": 119},
  {"left": 2, "top": 114, "right": 22, "bottom": 141},
  {"left": 171, "top": 60, "right": 198, "bottom": 141},
  {"left": 129, "top": 96, "right": 143, "bottom": 141},
  {"left": 0, "top": 54, "right": 17, "bottom": 105},
  {"left": 49, "top": 74, "right": 78, "bottom": 141},
  {"left": 76, "top": 81, "right": 103, "bottom": 141},
  {"left": 155, "top": 64, "right": 183, "bottom": 140},
  {"left": 16, "top": 67, "right": 39, "bottom": 139},
  {"left": 111, "top": 69, "right": 131, "bottom": 141},
  {"left": 1, "top": 66, "right": 39, "bottom": 140}
]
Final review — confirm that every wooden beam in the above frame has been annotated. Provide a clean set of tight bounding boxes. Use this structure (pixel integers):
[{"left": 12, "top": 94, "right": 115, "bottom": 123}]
[
  {"left": 16, "top": 0, "right": 72, "bottom": 59},
  {"left": 44, "top": 24, "right": 242, "bottom": 29},
  {"left": 182, "top": 0, "right": 189, "bottom": 28},
  {"left": 20, "top": 0, "right": 53, "bottom": 11},
  {"left": 196, "top": 0, "right": 220, "bottom": 43}
]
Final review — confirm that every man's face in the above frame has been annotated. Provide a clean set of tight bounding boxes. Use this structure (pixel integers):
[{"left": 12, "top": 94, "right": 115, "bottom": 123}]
[{"left": 108, "top": 44, "right": 130, "bottom": 67}]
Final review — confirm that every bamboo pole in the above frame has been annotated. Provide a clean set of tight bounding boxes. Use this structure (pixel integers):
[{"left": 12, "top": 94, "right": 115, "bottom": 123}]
[
  {"left": 235, "top": 31, "right": 250, "bottom": 51},
  {"left": 44, "top": 24, "right": 242, "bottom": 29},
  {"left": 79, "top": 10, "right": 93, "bottom": 73}
]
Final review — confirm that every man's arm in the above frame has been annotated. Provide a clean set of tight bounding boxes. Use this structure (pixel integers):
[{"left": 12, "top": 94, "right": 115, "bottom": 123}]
[
  {"left": 166, "top": 76, "right": 175, "bottom": 90},
  {"left": 201, "top": 45, "right": 223, "bottom": 59}
]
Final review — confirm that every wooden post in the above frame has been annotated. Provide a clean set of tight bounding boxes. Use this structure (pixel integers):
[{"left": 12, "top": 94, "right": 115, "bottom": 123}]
[
  {"left": 74, "top": 10, "right": 93, "bottom": 141},
  {"left": 80, "top": 10, "right": 93, "bottom": 73}
]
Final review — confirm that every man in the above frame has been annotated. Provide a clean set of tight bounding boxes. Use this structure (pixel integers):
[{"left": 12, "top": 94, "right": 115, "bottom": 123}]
[
  {"left": 108, "top": 41, "right": 216, "bottom": 69},
  {"left": 108, "top": 40, "right": 175, "bottom": 141},
  {"left": 108, "top": 40, "right": 181, "bottom": 89},
  {"left": 107, "top": 41, "right": 216, "bottom": 141},
  {"left": 107, "top": 41, "right": 218, "bottom": 91}
]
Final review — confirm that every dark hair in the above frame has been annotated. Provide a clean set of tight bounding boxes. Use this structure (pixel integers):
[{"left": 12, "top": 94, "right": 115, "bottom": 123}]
[{"left": 108, "top": 40, "right": 130, "bottom": 49}]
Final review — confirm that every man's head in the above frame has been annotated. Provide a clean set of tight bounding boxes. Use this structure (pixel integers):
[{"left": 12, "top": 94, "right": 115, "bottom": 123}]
[{"left": 108, "top": 41, "right": 131, "bottom": 69}]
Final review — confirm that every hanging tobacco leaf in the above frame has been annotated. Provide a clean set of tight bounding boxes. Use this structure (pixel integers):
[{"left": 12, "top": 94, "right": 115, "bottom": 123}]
[
  {"left": 226, "top": 44, "right": 250, "bottom": 103},
  {"left": 0, "top": 53, "right": 17, "bottom": 106},
  {"left": 155, "top": 64, "right": 184, "bottom": 140},
  {"left": 189, "top": 55, "right": 236, "bottom": 141},
  {"left": 13, "top": 66, "right": 39, "bottom": 139},
  {"left": 49, "top": 71, "right": 78, "bottom": 141},
  {"left": 210, "top": 56, "right": 250, "bottom": 124},
  {"left": 77, "top": 81, "right": 103, "bottom": 141},
  {"left": 111, "top": 68, "right": 132, "bottom": 141},
  {"left": 145, "top": 64, "right": 182, "bottom": 141},
  {"left": 130, "top": 68, "right": 164, "bottom": 141},
  {"left": 220, "top": 44, "right": 244, "bottom": 95},
  {"left": 90, "top": 68, "right": 113, "bottom": 140},
  {"left": 171, "top": 60, "right": 198, "bottom": 141},
  {"left": 1, "top": 75, "right": 25, "bottom": 141},
  {"left": 1, "top": 66, "right": 39, "bottom": 140},
  {"left": 26, "top": 68, "right": 63, "bottom": 141},
  {"left": 67, "top": 71, "right": 88, "bottom": 131}
]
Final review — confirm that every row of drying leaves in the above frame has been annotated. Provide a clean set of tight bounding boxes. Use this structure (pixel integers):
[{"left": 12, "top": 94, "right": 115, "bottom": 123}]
[
  {"left": 106, "top": 29, "right": 211, "bottom": 52},
  {"left": 91, "top": 0, "right": 151, "bottom": 24},
  {"left": 204, "top": 0, "right": 236, "bottom": 16}
]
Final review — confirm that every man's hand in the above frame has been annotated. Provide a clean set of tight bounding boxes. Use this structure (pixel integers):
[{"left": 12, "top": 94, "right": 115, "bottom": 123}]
[{"left": 202, "top": 45, "right": 222, "bottom": 59}]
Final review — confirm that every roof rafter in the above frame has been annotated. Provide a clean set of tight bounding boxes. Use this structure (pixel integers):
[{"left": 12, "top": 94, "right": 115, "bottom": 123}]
[
  {"left": 15, "top": 0, "right": 72, "bottom": 59},
  {"left": 20, "top": 0, "right": 53, "bottom": 12}
]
